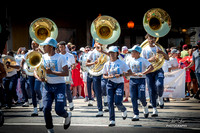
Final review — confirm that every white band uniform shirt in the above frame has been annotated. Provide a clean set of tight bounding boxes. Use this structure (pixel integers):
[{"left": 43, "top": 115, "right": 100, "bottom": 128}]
[
  {"left": 42, "top": 53, "right": 68, "bottom": 84},
  {"left": 61, "top": 52, "right": 75, "bottom": 68},
  {"left": 141, "top": 45, "right": 162, "bottom": 59},
  {"left": 102, "top": 59, "right": 130, "bottom": 83},
  {"left": 127, "top": 57, "right": 151, "bottom": 78},
  {"left": 87, "top": 49, "right": 101, "bottom": 62}
]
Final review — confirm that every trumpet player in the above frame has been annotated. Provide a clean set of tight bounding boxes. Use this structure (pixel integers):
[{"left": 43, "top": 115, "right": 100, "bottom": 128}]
[{"left": 21, "top": 41, "right": 43, "bottom": 116}]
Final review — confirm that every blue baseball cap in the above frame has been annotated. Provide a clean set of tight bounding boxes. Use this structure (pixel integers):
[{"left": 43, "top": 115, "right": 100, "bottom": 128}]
[
  {"left": 40, "top": 37, "right": 57, "bottom": 48},
  {"left": 108, "top": 46, "right": 118, "bottom": 53},
  {"left": 128, "top": 45, "right": 142, "bottom": 53}
]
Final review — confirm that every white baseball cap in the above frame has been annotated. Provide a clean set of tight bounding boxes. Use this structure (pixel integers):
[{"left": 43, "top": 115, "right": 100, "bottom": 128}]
[{"left": 108, "top": 46, "right": 118, "bottom": 53}]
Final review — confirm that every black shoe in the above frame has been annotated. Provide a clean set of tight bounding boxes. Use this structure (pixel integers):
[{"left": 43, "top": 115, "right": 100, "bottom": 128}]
[
  {"left": 148, "top": 104, "right": 153, "bottom": 108},
  {"left": 160, "top": 104, "right": 164, "bottom": 109},
  {"left": 104, "top": 108, "right": 109, "bottom": 112},
  {"left": 31, "top": 113, "right": 38, "bottom": 117},
  {"left": 194, "top": 94, "right": 200, "bottom": 100},
  {"left": 96, "top": 114, "right": 103, "bottom": 117},
  {"left": 39, "top": 107, "right": 43, "bottom": 111},
  {"left": 144, "top": 113, "right": 149, "bottom": 118},
  {"left": 151, "top": 114, "right": 158, "bottom": 117},
  {"left": 132, "top": 118, "right": 139, "bottom": 121},
  {"left": 70, "top": 107, "right": 74, "bottom": 111}
]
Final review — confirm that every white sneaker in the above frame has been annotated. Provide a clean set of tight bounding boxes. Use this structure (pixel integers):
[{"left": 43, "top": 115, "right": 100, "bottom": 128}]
[
  {"left": 159, "top": 97, "right": 164, "bottom": 109},
  {"left": 39, "top": 100, "right": 43, "bottom": 111},
  {"left": 96, "top": 111, "right": 103, "bottom": 117},
  {"left": 31, "top": 107, "right": 38, "bottom": 116},
  {"left": 122, "top": 110, "right": 127, "bottom": 120},
  {"left": 78, "top": 96, "right": 84, "bottom": 99},
  {"left": 143, "top": 106, "right": 149, "bottom": 118},
  {"left": 28, "top": 99, "right": 32, "bottom": 104},
  {"left": 64, "top": 112, "right": 71, "bottom": 130},
  {"left": 132, "top": 115, "right": 139, "bottom": 121},
  {"left": 103, "top": 96, "right": 108, "bottom": 103},
  {"left": 152, "top": 108, "right": 158, "bottom": 117},
  {"left": 88, "top": 100, "right": 93, "bottom": 106},
  {"left": 47, "top": 128, "right": 54, "bottom": 133},
  {"left": 69, "top": 102, "right": 74, "bottom": 111},
  {"left": 22, "top": 102, "right": 29, "bottom": 107},
  {"left": 108, "top": 120, "right": 115, "bottom": 127}
]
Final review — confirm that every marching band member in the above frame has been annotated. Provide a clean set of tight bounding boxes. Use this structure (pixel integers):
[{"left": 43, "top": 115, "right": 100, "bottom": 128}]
[
  {"left": 36, "top": 37, "right": 71, "bottom": 133},
  {"left": 21, "top": 41, "right": 43, "bottom": 116},
  {"left": 3, "top": 50, "right": 20, "bottom": 109},
  {"left": 141, "top": 34, "right": 169, "bottom": 116},
  {"left": 16, "top": 48, "right": 32, "bottom": 107},
  {"left": 86, "top": 41, "right": 104, "bottom": 117},
  {"left": 126, "top": 45, "right": 153, "bottom": 121},
  {"left": 58, "top": 41, "right": 75, "bottom": 111},
  {"left": 102, "top": 46, "right": 132, "bottom": 126}
]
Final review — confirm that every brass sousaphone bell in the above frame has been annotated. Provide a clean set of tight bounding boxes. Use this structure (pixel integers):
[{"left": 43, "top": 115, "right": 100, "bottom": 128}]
[
  {"left": 25, "top": 17, "right": 58, "bottom": 80},
  {"left": 29, "top": 17, "right": 58, "bottom": 44},
  {"left": 89, "top": 15, "right": 121, "bottom": 76},
  {"left": 91, "top": 15, "right": 121, "bottom": 45},
  {"left": 141, "top": 8, "right": 171, "bottom": 72}
]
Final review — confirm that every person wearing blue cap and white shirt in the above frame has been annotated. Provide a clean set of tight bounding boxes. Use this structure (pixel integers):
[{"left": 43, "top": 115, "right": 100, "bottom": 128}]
[
  {"left": 102, "top": 46, "right": 132, "bottom": 127},
  {"left": 125, "top": 45, "right": 153, "bottom": 121},
  {"left": 36, "top": 37, "right": 71, "bottom": 133}
]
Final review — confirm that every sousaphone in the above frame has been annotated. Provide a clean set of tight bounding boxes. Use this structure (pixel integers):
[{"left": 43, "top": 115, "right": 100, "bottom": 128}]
[
  {"left": 141, "top": 8, "right": 171, "bottom": 72},
  {"left": 27, "top": 17, "right": 58, "bottom": 80},
  {"left": 89, "top": 15, "right": 121, "bottom": 76}
]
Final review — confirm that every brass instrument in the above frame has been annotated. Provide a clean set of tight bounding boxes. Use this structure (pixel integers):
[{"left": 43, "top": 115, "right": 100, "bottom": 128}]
[
  {"left": 23, "top": 51, "right": 43, "bottom": 76},
  {"left": 89, "top": 15, "right": 120, "bottom": 76},
  {"left": 35, "top": 63, "right": 46, "bottom": 81},
  {"left": 29, "top": 17, "right": 58, "bottom": 44},
  {"left": 87, "top": 52, "right": 108, "bottom": 76},
  {"left": 27, "top": 17, "right": 58, "bottom": 80},
  {"left": 23, "top": 62, "right": 34, "bottom": 76},
  {"left": 91, "top": 15, "right": 121, "bottom": 45},
  {"left": 143, "top": 8, "right": 171, "bottom": 37},
  {"left": 141, "top": 8, "right": 171, "bottom": 72},
  {"left": 2, "top": 55, "right": 17, "bottom": 73},
  {"left": 26, "top": 51, "right": 42, "bottom": 68}
]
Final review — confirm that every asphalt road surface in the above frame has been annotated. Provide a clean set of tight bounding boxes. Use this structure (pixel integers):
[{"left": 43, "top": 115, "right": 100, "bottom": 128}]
[{"left": 0, "top": 98, "right": 200, "bottom": 133}]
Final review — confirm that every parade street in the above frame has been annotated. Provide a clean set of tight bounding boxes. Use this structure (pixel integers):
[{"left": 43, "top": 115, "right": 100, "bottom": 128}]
[{"left": 1, "top": 98, "right": 200, "bottom": 133}]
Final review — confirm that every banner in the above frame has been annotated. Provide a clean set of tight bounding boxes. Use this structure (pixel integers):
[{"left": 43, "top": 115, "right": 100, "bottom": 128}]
[
  {"left": 163, "top": 69, "right": 186, "bottom": 98},
  {"left": 146, "top": 69, "right": 186, "bottom": 98}
]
